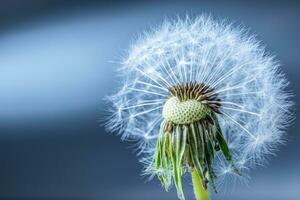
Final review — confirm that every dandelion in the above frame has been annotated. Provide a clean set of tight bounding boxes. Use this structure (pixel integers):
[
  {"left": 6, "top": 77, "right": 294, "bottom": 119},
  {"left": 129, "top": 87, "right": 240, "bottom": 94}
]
[{"left": 105, "top": 15, "right": 293, "bottom": 200}]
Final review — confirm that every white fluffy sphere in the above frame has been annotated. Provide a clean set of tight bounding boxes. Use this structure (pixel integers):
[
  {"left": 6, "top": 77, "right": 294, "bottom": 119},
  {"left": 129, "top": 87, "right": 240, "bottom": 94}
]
[{"left": 106, "top": 15, "right": 293, "bottom": 188}]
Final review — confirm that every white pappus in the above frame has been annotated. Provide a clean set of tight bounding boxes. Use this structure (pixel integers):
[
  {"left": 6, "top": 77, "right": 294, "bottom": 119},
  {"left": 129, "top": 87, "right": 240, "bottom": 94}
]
[{"left": 105, "top": 15, "right": 294, "bottom": 200}]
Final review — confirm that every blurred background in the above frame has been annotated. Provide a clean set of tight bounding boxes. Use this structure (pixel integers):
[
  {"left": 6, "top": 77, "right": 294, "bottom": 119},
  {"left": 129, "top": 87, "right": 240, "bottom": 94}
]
[{"left": 0, "top": 0, "right": 299, "bottom": 199}]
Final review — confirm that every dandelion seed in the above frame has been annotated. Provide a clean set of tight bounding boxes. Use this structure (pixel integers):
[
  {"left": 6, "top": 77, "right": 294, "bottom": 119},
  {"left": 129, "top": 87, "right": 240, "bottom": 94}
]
[{"left": 105, "top": 15, "right": 293, "bottom": 200}]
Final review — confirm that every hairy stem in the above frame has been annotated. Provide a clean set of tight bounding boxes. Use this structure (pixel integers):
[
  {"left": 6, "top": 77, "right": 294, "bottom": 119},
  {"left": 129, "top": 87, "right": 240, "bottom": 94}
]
[{"left": 191, "top": 169, "right": 210, "bottom": 200}]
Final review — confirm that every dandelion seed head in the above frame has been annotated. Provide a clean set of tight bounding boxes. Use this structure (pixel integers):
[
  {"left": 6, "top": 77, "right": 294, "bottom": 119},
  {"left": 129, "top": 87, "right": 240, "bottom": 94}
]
[{"left": 105, "top": 14, "right": 293, "bottom": 195}]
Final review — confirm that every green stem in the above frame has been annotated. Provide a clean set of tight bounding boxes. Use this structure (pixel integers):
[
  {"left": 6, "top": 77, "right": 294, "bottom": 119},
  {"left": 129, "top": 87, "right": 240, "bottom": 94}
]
[{"left": 191, "top": 169, "right": 210, "bottom": 200}]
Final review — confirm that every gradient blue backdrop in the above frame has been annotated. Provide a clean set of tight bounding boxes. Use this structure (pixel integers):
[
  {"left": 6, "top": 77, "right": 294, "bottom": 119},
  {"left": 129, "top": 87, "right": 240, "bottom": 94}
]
[{"left": 0, "top": 0, "right": 299, "bottom": 199}]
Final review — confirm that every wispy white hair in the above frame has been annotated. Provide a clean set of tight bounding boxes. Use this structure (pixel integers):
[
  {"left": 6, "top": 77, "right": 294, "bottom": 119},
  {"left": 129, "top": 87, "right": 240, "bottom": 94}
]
[{"left": 105, "top": 15, "right": 294, "bottom": 188}]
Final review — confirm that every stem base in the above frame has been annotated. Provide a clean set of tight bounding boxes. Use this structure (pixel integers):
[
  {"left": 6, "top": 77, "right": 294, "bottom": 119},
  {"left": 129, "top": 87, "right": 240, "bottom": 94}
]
[{"left": 191, "top": 169, "right": 210, "bottom": 200}]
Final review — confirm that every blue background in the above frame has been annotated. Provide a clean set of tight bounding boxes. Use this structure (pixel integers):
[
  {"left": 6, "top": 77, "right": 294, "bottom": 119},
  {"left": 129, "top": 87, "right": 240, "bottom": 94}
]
[{"left": 0, "top": 0, "right": 299, "bottom": 199}]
